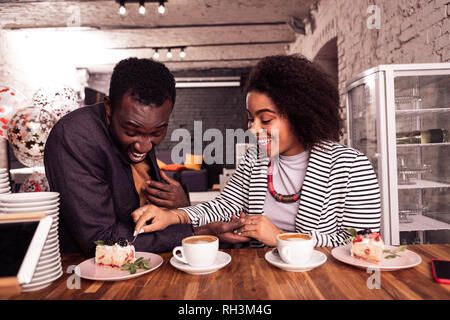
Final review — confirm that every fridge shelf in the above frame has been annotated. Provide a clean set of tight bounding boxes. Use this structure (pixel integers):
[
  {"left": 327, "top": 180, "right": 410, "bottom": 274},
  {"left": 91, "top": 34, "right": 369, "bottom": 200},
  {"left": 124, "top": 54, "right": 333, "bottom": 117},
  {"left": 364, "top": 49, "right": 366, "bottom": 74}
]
[
  {"left": 396, "top": 107, "right": 450, "bottom": 116},
  {"left": 399, "top": 214, "right": 450, "bottom": 232},
  {"left": 397, "top": 179, "right": 450, "bottom": 190},
  {"left": 397, "top": 142, "right": 450, "bottom": 148}
]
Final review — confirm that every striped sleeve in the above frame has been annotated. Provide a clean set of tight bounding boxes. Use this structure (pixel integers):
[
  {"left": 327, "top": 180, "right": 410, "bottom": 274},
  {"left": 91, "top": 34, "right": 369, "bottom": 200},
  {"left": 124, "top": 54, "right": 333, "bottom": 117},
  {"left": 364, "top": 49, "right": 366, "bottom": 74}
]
[
  {"left": 310, "top": 152, "right": 381, "bottom": 247},
  {"left": 180, "top": 147, "right": 256, "bottom": 227}
]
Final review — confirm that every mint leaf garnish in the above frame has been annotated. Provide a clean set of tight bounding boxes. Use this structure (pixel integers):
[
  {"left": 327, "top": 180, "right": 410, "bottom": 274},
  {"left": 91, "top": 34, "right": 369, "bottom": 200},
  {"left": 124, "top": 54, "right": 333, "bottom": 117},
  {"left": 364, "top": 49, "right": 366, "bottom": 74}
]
[
  {"left": 94, "top": 240, "right": 105, "bottom": 246},
  {"left": 347, "top": 228, "right": 357, "bottom": 237},
  {"left": 120, "top": 258, "right": 151, "bottom": 274},
  {"left": 383, "top": 245, "right": 407, "bottom": 259}
]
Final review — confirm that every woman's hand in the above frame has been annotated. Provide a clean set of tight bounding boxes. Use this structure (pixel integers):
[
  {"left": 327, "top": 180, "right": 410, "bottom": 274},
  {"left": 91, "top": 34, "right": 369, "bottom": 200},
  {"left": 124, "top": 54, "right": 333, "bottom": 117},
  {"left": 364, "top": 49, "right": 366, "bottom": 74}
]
[
  {"left": 237, "top": 214, "right": 283, "bottom": 247},
  {"left": 132, "top": 204, "right": 179, "bottom": 235}
]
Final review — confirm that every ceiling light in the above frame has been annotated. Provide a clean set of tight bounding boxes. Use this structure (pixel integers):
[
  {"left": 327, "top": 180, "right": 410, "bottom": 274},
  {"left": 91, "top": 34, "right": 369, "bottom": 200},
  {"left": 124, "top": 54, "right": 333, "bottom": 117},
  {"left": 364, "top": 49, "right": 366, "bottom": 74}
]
[
  {"left": 157, "top": 1, "right": 167, "bottom": 16},
  {"left": 118, "top": 1, "right": 127, "bottom": 15},
  {"left": 138, "top": 1, "right": 146, "bottom": 15},
  {"left": 179, "top": 48, "right": 186, "bottom": 58}
]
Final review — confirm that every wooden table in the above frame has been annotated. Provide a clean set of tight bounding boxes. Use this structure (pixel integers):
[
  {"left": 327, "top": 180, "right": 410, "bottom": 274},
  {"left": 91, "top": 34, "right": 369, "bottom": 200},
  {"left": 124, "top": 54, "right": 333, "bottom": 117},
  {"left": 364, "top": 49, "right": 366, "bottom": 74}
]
[{"left": 9, "top": 245, "right": 450, "bottom": 300}]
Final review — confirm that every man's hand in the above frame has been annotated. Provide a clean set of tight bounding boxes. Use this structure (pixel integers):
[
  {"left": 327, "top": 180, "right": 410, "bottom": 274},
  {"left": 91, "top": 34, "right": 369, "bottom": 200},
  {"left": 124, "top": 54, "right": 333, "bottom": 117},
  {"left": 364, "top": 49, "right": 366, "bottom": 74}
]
[
  {"left": 194, "top": 216, "right": 251, "bottom": 244},
  {"left": 142, "top": 171, "right": 190, "bottom": 209}
]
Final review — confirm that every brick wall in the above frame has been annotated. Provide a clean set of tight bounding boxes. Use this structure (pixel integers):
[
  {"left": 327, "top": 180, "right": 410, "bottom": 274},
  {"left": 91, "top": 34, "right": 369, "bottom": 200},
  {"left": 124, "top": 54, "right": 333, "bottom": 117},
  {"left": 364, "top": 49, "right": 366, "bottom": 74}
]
[{"left": 289, "top": 0, "right": 450, "bottom": 143}]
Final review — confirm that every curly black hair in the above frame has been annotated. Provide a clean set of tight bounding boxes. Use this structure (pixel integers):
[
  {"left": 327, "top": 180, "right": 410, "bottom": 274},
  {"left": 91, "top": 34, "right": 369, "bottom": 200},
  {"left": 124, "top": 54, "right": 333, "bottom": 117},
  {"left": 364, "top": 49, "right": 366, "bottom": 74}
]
[
  {"left": 109, "top": 57, "right": 176, "bottom": 109},
  {"left": 244, "top": 54, "right": 342, "bottom": 151}
]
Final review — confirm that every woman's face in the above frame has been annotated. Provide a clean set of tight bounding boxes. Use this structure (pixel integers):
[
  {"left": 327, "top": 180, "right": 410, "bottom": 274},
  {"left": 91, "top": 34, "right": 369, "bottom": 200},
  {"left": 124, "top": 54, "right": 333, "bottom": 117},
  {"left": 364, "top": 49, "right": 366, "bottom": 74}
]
[{"left": 246, "top": 91, "right": 304, "bottom": 157}]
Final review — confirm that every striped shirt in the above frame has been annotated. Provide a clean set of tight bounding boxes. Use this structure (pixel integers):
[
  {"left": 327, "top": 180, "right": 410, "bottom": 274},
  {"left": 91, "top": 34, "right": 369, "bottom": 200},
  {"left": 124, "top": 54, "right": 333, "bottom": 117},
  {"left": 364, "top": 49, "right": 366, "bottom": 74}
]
[{"left": 181, "top": 141, "right": 381, "bottom": 247}]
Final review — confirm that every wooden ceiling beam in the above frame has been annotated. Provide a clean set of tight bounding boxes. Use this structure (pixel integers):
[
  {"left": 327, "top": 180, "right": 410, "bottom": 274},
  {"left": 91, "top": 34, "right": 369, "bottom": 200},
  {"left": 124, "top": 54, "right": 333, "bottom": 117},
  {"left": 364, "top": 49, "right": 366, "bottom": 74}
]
[{"left": 0, "top": 0, "right": 315, "bottom": 29}]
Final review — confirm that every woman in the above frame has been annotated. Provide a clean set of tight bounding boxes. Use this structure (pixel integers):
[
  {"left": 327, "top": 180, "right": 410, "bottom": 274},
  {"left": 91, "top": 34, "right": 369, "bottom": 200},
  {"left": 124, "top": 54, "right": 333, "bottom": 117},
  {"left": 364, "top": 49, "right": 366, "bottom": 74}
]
[{"left": 133, "top": 54, "right": 381, "bottom": 247}]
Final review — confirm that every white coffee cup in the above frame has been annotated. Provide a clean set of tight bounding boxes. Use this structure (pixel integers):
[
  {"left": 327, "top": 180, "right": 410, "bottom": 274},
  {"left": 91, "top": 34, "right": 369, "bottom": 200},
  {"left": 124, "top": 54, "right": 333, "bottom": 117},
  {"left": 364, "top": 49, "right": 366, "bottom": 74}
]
[
  {"left": 277, "top": 233, "right": 314, "bottom": 265},
  {"left": 172, "top": 235, "right": 219, "bottom": 267}
]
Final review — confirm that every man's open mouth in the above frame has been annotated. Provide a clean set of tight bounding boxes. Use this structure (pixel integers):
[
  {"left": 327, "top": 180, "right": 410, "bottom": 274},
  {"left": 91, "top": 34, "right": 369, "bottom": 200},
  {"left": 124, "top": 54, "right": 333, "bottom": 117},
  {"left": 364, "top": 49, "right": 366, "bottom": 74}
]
[{"left": 128, "top": 150, "right": 146, "bottom": 163}]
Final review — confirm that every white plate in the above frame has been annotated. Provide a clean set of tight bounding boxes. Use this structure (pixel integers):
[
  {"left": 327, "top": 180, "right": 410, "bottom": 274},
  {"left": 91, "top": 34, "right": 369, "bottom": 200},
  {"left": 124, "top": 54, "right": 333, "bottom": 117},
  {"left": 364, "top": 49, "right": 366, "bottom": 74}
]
[
  {"left": 43, "top": 237, "right": 59, "bottom": 249},
  {"left": 170, "top": 251, "right": 231, "bottom": 275},
  {"left": 75, "top": 252, "right": 163, "bottom": 281},
  {"left": 36, "top": 253, "right": 61, "bottom": 267},
  {"left": 41, "top": 242, "right": 59, "bottom": 254},
  {"left": 0, "top": 199, "right": 59, "bottom": 208},
  {"left": 0, "top": 204, "right": 59, "bottom": 213},
  {"left": 21, "top": 269, "right": 63, "bottom": 291},
  {"left": 331, "top": 244, "right": 422, "bottom": 271},
  {"left": 39, "top": 248, "right": 60, "bottom": 261},
  {"left": 32, "top": 260, "right": 62, "bottom": 278},
  {"left": 0, "top": 188, "right": 11, "bottom": 193},
  {"left": 45, "top": 209, "right": 59, "bottom": 216},
  {"left": 29, "top": 264, "right": 63, "bottom": 282},
  {"left": 0, "top": 182, "right": 9, "bottom": 188},
  {"left": 35, "top": 256, "right": 61, "bottom": 272},
  {"left": 265, "top": 249, "right": 327, "bottom": 272},
  {"left": 0, "top": 192, "right": 59, "bottom": 203}
]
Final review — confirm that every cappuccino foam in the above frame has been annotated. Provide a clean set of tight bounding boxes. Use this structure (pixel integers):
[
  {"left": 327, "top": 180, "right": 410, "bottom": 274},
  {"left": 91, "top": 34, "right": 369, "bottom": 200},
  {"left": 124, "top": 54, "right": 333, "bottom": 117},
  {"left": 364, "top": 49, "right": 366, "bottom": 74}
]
[{"left": 183, "top": 235, "right": 217, "bottom": 244}]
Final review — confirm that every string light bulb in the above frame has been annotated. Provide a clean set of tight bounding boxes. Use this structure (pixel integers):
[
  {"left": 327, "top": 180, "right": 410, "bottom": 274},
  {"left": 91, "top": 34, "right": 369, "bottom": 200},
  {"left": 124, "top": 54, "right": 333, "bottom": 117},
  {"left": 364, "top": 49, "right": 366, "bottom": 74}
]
[
  {"left": 118, "top": 1, "right": 127, "bottom": 15},
  {"left": 138, "top": 1, "right": 146, "bottom": 15},
  {"left": 157, "top": 1, "right": 167, "bottom": 16},
  {"left": 179, "top": 48, "right": 186, "bottom": 58},
  {"left": 167, "top": 48, "right": 172, "bottom": 58},
  {"left": 153, "top": 49, "right": 160, "bottom": 59}
]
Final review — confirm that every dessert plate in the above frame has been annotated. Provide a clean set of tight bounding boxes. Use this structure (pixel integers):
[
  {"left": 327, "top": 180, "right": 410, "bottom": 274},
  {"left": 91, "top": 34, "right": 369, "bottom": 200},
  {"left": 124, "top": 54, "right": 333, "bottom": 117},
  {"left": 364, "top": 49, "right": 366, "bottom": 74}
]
[
  {"left": 75, "top": 252, "right": 163, "bottom": 281},
  {"left": 331, "top": 244, "right": 422, "bottom": 271},
  {"left": 265, "top": 249, "right": 327, "bottom": 272},
  {"left": 170, "top": 251, "right": 231, "bottom": 275}
]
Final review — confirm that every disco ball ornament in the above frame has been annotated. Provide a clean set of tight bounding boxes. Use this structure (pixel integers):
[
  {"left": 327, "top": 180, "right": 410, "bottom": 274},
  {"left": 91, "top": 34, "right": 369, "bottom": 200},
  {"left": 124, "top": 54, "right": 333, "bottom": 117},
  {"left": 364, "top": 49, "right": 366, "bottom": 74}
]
[
  {"left": 32, "top": 84, "right": 79, "bottom": 120},
  {"left": 0, "top": 86, "right": 28, "bottom": 139},
  {"left": 7, "top": 106, "right": 57, "bottom": 168},
  {"left": 20, "top": 171, "right": 50, "bottom": 192}
]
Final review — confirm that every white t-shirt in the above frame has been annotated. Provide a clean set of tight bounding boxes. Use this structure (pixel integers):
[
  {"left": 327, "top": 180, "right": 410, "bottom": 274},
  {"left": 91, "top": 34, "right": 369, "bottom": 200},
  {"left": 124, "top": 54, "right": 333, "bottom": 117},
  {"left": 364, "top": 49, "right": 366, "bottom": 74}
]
[{"left": 263, "top": 150, "right": 310, "bottom": 232}]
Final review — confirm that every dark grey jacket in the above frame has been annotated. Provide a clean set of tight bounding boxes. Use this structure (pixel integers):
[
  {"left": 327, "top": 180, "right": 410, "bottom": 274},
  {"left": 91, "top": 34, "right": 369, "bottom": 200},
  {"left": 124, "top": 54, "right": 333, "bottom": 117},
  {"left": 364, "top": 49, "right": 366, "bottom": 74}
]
[{"left": 44, "top": 103, "right": 193, "bottom": 256}]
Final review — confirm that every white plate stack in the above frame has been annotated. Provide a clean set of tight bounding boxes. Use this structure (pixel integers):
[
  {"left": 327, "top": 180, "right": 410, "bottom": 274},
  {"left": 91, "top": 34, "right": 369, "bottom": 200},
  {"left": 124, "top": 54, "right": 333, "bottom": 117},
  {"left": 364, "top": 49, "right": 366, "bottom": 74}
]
[
  {"left": 0, "top": 192, "right": 63, "bottom": 292},
  {"left": 0, "top": 168, "right": 11, "bottom": 194}
]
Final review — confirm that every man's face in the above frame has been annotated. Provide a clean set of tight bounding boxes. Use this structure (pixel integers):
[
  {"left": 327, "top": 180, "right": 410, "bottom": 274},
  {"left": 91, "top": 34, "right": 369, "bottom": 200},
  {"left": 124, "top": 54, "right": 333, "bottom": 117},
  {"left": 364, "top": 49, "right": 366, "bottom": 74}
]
[{"left": 104, "top": 92, "right": 172, "bottom": 163}]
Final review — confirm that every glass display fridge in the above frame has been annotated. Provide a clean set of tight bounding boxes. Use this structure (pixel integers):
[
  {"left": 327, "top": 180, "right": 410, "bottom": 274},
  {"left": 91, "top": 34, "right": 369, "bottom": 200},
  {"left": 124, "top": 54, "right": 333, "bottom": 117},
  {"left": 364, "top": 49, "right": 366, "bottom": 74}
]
[{"left": 345, "top": 63, "right": 450, "bottom": 245}]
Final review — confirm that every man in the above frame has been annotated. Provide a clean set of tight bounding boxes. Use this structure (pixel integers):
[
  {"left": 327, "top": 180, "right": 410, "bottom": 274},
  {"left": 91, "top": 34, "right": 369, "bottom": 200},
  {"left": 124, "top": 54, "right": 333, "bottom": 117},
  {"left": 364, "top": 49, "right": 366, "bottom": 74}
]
[{"left": 44, "top": 58, "right": 246, "bottom": 256}]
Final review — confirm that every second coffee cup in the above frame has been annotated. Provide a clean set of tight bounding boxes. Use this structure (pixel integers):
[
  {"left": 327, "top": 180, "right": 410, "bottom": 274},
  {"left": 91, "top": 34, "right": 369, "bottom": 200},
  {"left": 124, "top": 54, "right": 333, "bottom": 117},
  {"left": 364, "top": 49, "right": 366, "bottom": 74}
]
[
  {"left": 277, "top": 232, "right": 314, "bottom": 265},
  {"left": 172, "top": 235, "right": 219, "bottom": 267}
]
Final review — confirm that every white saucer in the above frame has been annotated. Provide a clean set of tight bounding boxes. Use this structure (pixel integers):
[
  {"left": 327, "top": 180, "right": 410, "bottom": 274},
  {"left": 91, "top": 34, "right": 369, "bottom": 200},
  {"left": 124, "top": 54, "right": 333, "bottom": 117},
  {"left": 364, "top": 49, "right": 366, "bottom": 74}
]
[
  {"left": 264, "top": 249, "right": 327, "bottom": 272},
  {"left": 170, "top": 251, "right": 231, "bottom": 275}
]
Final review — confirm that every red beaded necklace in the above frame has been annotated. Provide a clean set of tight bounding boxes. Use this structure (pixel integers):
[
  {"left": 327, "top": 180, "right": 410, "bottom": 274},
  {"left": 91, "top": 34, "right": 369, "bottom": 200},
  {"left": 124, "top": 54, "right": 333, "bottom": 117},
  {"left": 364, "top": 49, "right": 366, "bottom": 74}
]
[{"left": 267, "top": 158, "right": 301, "bottom": 203}]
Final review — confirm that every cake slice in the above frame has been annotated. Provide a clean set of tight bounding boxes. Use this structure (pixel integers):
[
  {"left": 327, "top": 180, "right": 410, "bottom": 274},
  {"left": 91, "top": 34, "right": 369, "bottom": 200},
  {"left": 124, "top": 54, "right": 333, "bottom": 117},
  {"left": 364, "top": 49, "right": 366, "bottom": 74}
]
[
  {"left": 95, "top": 238, "right": 135, "bottom": 268},
  {"left": 350, "top": 229, "right": 384, "bottom": 264}
]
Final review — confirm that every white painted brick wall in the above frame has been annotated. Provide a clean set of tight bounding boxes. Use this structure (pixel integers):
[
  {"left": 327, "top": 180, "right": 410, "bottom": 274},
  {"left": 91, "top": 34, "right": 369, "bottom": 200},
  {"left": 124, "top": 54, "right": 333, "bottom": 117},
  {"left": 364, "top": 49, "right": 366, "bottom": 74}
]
[{"left": 289, "top": 0, "right": 450, "bottom": 143}]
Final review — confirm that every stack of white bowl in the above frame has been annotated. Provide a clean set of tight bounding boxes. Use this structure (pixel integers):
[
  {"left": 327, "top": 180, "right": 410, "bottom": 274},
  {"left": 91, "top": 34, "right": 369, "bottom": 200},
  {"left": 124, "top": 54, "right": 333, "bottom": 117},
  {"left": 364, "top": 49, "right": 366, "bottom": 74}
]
[
  {"left": 0, "top": 192, "right": 62, "bottom": 292},
  {"left": 0, "top": 168, "right": 11, "bottom": 194}
]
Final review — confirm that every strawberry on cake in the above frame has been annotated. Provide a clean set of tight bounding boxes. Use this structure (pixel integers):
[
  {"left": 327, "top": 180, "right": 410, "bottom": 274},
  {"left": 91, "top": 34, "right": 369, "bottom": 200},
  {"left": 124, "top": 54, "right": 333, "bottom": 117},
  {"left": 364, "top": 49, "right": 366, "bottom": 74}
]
[
  {"left": 94, "top": 238, "right": 135, "bottom": 268},
  {"left": 350, "top": 229, "right": 384, "bottom": 264}
]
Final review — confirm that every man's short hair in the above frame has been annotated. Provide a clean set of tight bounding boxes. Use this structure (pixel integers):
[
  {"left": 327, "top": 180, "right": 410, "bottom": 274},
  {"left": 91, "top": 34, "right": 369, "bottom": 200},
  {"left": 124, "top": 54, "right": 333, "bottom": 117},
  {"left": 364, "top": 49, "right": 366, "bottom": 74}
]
[{"left": 109, "top": 57, "right": 176, "bottom": 109}]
